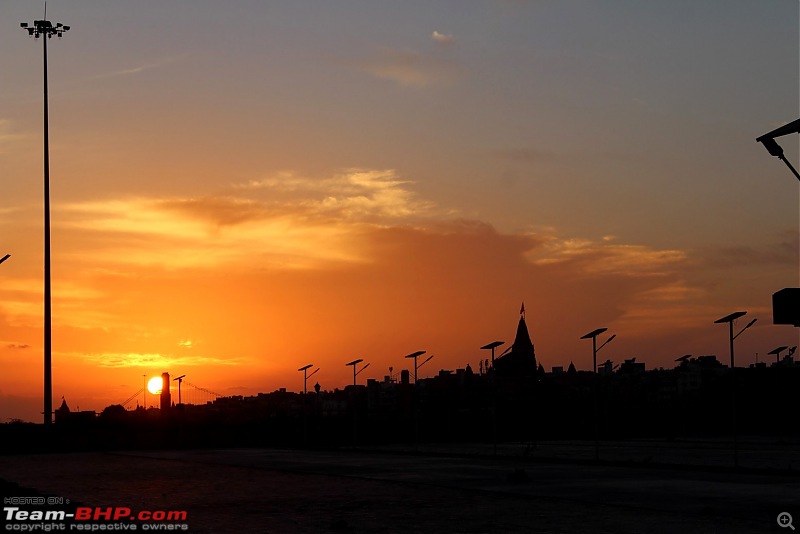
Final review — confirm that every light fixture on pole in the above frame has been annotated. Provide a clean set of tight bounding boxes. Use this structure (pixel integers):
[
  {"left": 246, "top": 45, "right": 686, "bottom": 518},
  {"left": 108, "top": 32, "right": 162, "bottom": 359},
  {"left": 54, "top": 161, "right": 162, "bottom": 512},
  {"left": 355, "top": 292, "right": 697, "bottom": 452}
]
[
  {"left": 767, "top": 346, "right": 789, "bottom": 365},
  {"left": 298, "top": 364, "right": 317, "bottom": 395},
  {"left": 0, "top": 254, "right": 9, "bottom": 265},
  {"left": 757, "top": 119, "right": 800, "bottom": 181},
  {"left": 404, "top": 350, "right": 426, "bottom": 383},
  {"left": 346, "top": 358, "right": 370, "bottom": 387},
  {"left": 173, "top": 374, "right": 186, "bottom": 405},
  {"left": 480, "top": 341, "right": 504, "bottom": 369},
  {"left": 714, "top": 311, "right": 756, "bottom": 468},
  {"left": 481, "top": 340, "right": 504, "bottom": 455},
  {"left": 298, "top": 364, "right": 318, "bottom": 448},
  {"left": 20, "top": 14, "right": 70, "bottom": 425},
  {"left": 345, "top": 358, "right": 369, "bottom": 448},
  {"left": 580, "top": 327, "right": 615, "bottom": 461}
]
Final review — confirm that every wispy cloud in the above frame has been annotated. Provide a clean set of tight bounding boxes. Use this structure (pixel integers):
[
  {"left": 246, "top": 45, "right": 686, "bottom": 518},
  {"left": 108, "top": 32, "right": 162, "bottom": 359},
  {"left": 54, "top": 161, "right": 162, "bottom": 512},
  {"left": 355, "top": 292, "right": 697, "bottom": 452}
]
[
  {"left": 91, "top": 55, "right": 185, "bottom": 79},
  {"left": 77, "top": 352, "right": 245, "bottom": 368},
  {"left": 346, "top": 48, "right": 462, "bottom": 87},
  {"left": 237, "top": 168, "right": 436, "bottom": 221},
  {"left": 700, "top": 229, "right": 799, "bottom": 267},
  {"left": 432, "top": 31, "right": 455, "bottom": 45},
  {"left": 527, "top": 234, "right": 687, "bottom": 277},
  {"left": 58, "top": 169, "right": 434, "bottom": 270}
]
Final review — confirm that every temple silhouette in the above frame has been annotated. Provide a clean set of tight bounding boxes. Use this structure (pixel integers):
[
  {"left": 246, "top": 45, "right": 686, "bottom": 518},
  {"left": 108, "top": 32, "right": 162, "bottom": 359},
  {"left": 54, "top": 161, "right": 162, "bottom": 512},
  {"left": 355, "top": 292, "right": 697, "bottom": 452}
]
[{"left": 493, "top": 304, "right": 537, "bottom": 377}]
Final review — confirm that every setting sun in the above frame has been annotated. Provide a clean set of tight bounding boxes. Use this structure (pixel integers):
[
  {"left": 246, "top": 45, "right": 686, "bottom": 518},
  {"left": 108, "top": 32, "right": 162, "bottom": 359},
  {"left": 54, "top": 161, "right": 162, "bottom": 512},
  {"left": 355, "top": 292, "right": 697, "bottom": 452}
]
[{"left": 147, "top": 377, "right": 163, "bottom": 395}]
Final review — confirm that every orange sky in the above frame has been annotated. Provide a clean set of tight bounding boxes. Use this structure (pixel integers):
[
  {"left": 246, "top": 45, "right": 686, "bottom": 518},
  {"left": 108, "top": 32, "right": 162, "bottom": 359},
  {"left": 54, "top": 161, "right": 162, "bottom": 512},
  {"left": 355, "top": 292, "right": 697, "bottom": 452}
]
[{"left": 0, "top": 1, "right": 797, "bottom": 421}]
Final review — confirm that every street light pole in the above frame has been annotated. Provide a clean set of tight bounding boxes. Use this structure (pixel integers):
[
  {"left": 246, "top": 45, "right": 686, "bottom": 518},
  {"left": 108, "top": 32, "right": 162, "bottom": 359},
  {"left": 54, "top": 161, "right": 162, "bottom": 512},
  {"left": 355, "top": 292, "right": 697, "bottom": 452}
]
[
  {"left": 298, "top": 364, "right": 317, "bottom": 447},
  {"left": 715, "top": 311, "right": 756, "bottom": 468},
  {"left": 20, "top": 16, "right": 70, "bottom": 426},
  {"left": 346, "top": 359, "right": 369, "bottom": 447},
  {"left": 581, "top": 328, "right": 615, "bottom": 461},
  {"left": 481, "top": 341, "right": 504, "bottom": 456}
]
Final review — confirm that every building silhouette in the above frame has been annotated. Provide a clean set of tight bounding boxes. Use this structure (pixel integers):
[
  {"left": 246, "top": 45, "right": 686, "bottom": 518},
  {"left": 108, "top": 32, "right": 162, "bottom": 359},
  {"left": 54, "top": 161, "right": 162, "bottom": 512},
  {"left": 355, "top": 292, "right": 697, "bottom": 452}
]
[{"left": 493, "top": 306, "right": 537, "bottom": 377}]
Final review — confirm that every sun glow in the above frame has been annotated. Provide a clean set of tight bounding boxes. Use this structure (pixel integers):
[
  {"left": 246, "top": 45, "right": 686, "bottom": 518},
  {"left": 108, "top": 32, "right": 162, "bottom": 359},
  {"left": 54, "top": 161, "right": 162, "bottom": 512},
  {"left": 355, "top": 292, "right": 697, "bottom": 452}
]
[{"left": 147, "top": 377, "right": 163, "bottom": 395}]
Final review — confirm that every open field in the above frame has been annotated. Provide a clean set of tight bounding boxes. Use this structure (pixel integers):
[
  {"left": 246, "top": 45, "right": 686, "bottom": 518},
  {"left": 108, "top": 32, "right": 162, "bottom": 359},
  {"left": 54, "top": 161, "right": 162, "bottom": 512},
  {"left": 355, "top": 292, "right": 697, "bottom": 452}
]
[{"left": 1, "top": 441, "right": 798, "bottom": 533}]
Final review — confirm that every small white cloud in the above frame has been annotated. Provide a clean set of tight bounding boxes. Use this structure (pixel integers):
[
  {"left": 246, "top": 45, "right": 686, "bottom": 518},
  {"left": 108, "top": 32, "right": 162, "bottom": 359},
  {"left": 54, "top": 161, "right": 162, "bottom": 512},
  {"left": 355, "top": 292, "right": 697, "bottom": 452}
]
[{"left": 432, "top": 31, "right": 455, "bottom": 45}]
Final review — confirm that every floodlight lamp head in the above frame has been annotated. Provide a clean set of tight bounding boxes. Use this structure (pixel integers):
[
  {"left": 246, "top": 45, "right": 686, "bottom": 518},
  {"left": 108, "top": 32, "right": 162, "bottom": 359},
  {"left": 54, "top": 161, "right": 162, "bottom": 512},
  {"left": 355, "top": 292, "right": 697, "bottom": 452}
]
[{"left": 759, "top": 137, "right": 784, "bottom": 158}]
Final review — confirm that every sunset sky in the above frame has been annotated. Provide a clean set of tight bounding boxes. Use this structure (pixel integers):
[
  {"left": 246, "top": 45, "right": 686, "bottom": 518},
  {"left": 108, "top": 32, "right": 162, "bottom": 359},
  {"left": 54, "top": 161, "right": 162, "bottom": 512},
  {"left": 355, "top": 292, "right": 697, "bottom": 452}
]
[{"left": 1, "top": 1, "right": 798, "bottom": 422}]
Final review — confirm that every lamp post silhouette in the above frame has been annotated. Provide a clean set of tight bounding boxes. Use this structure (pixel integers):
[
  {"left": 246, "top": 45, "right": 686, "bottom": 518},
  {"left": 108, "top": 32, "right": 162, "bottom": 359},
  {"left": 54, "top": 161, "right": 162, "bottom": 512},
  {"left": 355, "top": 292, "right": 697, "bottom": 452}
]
[
  {"left": 757, "top": 119, "right": 800, "bottom": 181},
  {"left": 20, "top": 15, "right": 70, "bottom": 425},
  {"left": 767, "top": 346, "right": 789, "bottom": 365},
  {"left": 173, "top": 374, "right": 186, "bottom": 405},
  {"left": 346, "top": 359, "right": 370, "bottom": 386},
  {"left": 404, "top": 350, "right": 431, "bottom": 450},
  {"left": 404, "top": 350, "right": 426, "bottom": 383},
  {"left": 346, "top": 359, "right": 369, "bottom": 447},
  {"left": 481, "top": 341, "right": 504, "bottom": 455},
  {"left": 581, "top": 328, "right": 615, "bottom": 461},
  {"left": 298, "top": 364, "right": 318, "bottom": 447},
  {"left": 715, "top": 311, "right": 756, "bottom": 468}
]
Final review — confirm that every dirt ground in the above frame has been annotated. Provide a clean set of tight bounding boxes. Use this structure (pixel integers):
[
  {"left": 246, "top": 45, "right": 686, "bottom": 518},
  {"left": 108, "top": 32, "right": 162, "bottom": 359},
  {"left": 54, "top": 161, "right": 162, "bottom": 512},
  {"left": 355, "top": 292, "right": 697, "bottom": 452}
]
[{"left": 0, "top": 447, "right": 794, "bottom": 533}]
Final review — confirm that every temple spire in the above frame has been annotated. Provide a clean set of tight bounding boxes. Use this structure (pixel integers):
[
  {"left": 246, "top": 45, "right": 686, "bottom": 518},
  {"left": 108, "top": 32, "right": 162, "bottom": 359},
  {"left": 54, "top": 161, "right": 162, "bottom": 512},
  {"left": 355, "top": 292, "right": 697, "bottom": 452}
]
[{"left": 520, "top": 301, "right": 525, "bottom": 319}]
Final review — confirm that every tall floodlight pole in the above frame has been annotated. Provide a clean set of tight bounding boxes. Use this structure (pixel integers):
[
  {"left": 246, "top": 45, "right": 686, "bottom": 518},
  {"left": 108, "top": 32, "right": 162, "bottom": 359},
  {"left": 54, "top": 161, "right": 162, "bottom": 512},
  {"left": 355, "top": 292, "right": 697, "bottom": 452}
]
[
  {"left": 714, "top": 311, "right": 757, "bottom": 468},
  {"left": 581, "top": 328, "right": 615, "bottom": 461},
  {"left": 20, "top": 16, "right": 70, "bottom": 425}
]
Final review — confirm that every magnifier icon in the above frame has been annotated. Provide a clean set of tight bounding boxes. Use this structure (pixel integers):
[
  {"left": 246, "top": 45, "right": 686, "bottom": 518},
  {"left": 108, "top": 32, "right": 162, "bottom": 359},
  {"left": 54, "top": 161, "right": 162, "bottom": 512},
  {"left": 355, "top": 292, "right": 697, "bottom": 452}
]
[{"left": 778, "top": 512, "right": 795, "bottom": 530}]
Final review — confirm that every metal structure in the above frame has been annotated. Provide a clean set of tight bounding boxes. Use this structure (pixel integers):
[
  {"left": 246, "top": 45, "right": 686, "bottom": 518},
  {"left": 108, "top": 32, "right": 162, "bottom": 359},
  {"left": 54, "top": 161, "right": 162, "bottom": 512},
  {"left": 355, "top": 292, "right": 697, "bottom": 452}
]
[
  {"left": 345, "top": 359, "right": 370, "bottom": 387},
  {"left": 481, "top": 340, "right": 504, "bottom": 455},
  {"left": 757, "top": 119, "right": 800, "bottom": 181},
  {"left": 173, "top": 374, "right": 186, "bottom": 404},
  {"left": 767, "top": 346, "right": 789, "bottom": 364},
  {"left": 480, "top": 341, "right": 504, "bottom": 368},
  {"left": 580, "top": 327, "right": 615, "bottom": 461},
  {"left": 20, "top": 14, "right": 70, "bottom": 425},
  {"left": 298, "top": 364, "right": 318, "bottom": 447},
  {"left": 714, "top": 311, "right": 756, "bottom": 468}
]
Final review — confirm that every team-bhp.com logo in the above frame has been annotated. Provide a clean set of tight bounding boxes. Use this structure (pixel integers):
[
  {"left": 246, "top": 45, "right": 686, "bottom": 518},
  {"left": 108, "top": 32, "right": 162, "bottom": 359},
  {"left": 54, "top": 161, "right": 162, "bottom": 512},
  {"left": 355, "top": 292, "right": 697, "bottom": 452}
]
[{"left": 5, "top": 505, "right": 189, "bottom": 531}]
